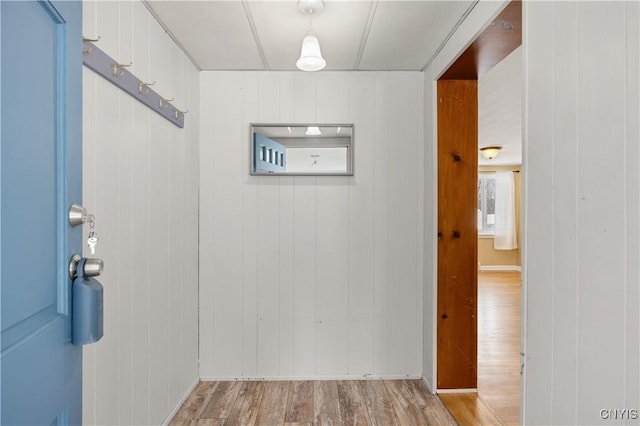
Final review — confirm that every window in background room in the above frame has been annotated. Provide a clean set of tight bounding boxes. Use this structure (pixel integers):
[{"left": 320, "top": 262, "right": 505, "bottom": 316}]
[{"left": 478, "top": 173, "right": 496, "bottom": 235}]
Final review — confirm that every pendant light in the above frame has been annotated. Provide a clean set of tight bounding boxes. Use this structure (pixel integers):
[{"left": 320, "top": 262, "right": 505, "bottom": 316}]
[
  {"left": 296, "top": 0, "right": 326, "bottom": 72},
  {"left": 297, "top": 36, "right": 326, "bottom": 72},
  {"left": 305, "top": 126, "right": 322, "bottom": 136}
]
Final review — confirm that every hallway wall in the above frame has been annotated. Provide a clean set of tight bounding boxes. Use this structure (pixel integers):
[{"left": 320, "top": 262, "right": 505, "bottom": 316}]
[
  {"left": 199, "top": 71, "right": 424, "bottom": 379},
  {"left": 523, "top": 2, "right": 639, "bottom": 423},
  {"left": 423, "top": 1, "right": 640, "bottom": 423},
  {"left": 82, "top": 1, "right": 200, "bottom": 425}
]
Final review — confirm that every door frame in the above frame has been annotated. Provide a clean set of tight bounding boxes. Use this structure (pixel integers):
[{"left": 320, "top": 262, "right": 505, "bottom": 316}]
[{"left": 429, "top": 0, "right": 524, "bottom": 420}]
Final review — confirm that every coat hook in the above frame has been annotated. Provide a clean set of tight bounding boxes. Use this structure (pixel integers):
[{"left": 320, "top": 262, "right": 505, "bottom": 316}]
[
  {"left": 83, "top": 36, "right": 101, "bottom": 43},
  {"left": 112, "top": 62, "right": 132, "bottom": 78},
  {"left": 159, "top": 97, "right": 174, "bottom": 109},
  {"left": 138, "top": 81, "right": 156, "bottom": 95},
  {"left": 174, "top": 108, "right": 188, "bottom": 120},
  {"left": 82, "top": 36, "right": 101, "bottom": 54}
]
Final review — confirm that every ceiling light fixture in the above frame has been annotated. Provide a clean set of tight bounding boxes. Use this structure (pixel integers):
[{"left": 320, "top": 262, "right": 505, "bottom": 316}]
[
  {"left": 298, "top": 0, "right": 324, "bottom": 15},
  {"left": 480, "top": 146, "right": 502, "bottom": 160},
  {"left": 296, "top": 0, "right": 326, "bottom": 72},
  {"left": 305, "top": 126, "right": 322, "bottom": 136}
]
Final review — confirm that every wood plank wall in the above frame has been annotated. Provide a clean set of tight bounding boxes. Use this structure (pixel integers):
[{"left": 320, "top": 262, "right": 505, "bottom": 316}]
[
  {"left": 199, "top": 72, "right": 424, "bottom": 380},
  {"left": 82, "top": 2, "right": 200, "bottom": 425},
  {"left": 524, "top": 2, "right": 640, "bottom": 423},
  {"left": 436, "top": 80, "right": 478, "bottom": 389}
]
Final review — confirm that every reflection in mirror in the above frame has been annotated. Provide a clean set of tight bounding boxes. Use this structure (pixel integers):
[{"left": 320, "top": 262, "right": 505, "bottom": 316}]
[{"left": 251, "top": 124, "right": 354, "bottom": 175}]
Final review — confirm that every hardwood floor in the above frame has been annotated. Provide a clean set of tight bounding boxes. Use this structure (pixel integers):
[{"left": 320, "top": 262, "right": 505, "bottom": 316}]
[
  {"left": 440, "top": 271, "right": 521, "bottom": 425},
  {"left": 477, "top": 271, "right": 521, "bottom": 425},
  {"left": 170, "top": 379, "right": 457, "bottom": 425}
]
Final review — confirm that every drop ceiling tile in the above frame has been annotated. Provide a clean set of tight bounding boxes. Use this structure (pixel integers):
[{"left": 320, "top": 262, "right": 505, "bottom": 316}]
[
  {"left": 359, "top": 1, "right": 474, "bottom": 70},
  {"left": 247, "top": 1, "right": 373, "bottom": 70},
  {"left": 146, "top": 1, "right": 264, "bottom": 70}
]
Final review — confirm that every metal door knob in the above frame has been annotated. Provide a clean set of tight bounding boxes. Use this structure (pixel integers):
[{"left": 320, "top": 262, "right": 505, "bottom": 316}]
[
  {"left": 83, "top": 258, "right": 103, "bottom": 277},
  {"left": 69, "top": 204, "right": 95, "bottom": 227},
  {"left": 69, "top": 255, "right": 104, "bottom": 279}
]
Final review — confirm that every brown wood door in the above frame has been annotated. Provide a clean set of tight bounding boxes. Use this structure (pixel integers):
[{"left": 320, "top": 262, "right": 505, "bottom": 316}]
[{"left": 437, "top": 79, "right": 478, "bottom": 389}]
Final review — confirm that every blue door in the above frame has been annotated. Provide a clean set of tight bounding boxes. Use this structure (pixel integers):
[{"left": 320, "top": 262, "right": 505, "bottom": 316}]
[{"left": 1, "top": 1, "right": 83, "bottom": 424}]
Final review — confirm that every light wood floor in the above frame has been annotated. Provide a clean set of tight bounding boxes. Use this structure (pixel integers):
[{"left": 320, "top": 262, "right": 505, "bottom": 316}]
[
  {"left": 170, "top": 379, "right": 457, "bottom": 425},
  {"left": 440, "top": 271, "right": 521, "bottom": 425}
]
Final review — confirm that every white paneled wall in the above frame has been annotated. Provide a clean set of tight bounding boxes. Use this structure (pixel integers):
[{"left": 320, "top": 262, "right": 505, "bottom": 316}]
[
  {"left": 82, "top": 2, "right": 199, "bottom": 425},
  {"left": 199, "top": 71, "right": 424, "bottom": 380},
  {"left": 524, "top": 2, "right": 639, "bottom": 424}
]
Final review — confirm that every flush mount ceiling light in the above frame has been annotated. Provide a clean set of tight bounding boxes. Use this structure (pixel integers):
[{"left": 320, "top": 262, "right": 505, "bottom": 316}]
[
  {"left": 296, "top": 0, "right": 326, "bottom": 72},
  {"left": 298, "top": 0, "right": 324, "bottom": 15},
  {"left": 305, "top": 126, "right": 322, "bottom": 136},
  {"left": 480, "top": 146, "right": 502, "bottom": 160}
]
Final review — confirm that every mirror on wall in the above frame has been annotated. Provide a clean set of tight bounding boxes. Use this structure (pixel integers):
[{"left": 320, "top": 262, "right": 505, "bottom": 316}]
[{"left": 250, "top": 124, "right": 354, "bottom": 176}]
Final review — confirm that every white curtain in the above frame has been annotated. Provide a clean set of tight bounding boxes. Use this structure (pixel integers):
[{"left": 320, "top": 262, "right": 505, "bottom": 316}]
[{"left": 494, "top": 171, "right": 518, "bottom": 250}]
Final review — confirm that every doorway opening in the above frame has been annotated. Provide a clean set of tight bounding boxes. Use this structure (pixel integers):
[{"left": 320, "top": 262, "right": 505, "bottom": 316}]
[{"left": 435, "top": 1, "right": 522, "bottom": 424}]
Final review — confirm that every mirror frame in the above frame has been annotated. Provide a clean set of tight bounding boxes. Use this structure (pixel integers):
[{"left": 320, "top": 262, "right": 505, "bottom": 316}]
[{"left": 250, "top": 123, "right": 354, "bottom": 176}]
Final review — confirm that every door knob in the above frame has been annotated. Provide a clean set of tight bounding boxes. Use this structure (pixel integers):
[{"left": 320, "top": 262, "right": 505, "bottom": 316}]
[
  {"left": 69, "top": 254, "right": 104, "bottom": 279},
  {"left": 69, "top": 204, "right": 95, "bottom": 227},
  {"left": 83, "top": 258, "right": 104, "bottom": 277}
]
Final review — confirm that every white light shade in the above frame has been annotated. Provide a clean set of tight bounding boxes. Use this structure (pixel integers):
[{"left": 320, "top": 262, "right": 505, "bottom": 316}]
[
  {"left": 305, "top": 126, "right": 322, "bottom": 136},
  {"left": 296, "top": 35, "right": 326, "bottom": 72}
]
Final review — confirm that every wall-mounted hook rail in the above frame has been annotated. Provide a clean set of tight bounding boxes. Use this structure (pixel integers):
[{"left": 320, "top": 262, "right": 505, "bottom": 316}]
[
  {"left": 82, "top": 40, "right": 185, "bottom": 128},
  {"left": 138, "top": 81, "right": 156, "bottom": 95}
]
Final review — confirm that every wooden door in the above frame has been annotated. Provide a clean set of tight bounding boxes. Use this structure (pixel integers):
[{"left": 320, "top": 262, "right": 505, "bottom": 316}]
[
  {"left": 437, "top": 79, "right": 478, "bottom": 389},
  {"left": 1, "top": 1, "right": 83, "bottom": 423}
]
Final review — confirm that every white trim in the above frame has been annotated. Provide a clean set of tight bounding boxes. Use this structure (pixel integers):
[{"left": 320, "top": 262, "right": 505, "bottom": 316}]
[
  {"left": 431, "top": 80, "right": 439, "bottom": 395},
  {"left": 436, "top": 388, "right": 478, "bottom": 394},
  {"left": 161, "top": 377, "right": 200, "bottom": 426},
  {"left": 199, "top": 374, "right": 422, "bottom": 382},
  {"left": 479, "top": 265, "right": 522, "bottom": 272},
  {"left": 422, "top": 375, "right": 435, "bottom": 394}
]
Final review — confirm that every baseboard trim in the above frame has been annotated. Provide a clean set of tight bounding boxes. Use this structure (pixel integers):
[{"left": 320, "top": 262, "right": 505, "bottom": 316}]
[
  {"left": 199, "top": 374, "right": 422, "bottom": 382},
  {"left": 421, "top": 375, "right": 435, "bottom": 394},
  {"left": 436, "top": 388, "right": 478, "bottom": 394},
  {"left": 161, "top": 377, "right": 200, "bottom": 426},
  {"left": 479, "top": 265, "right": 521, "bottom": 272}
]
